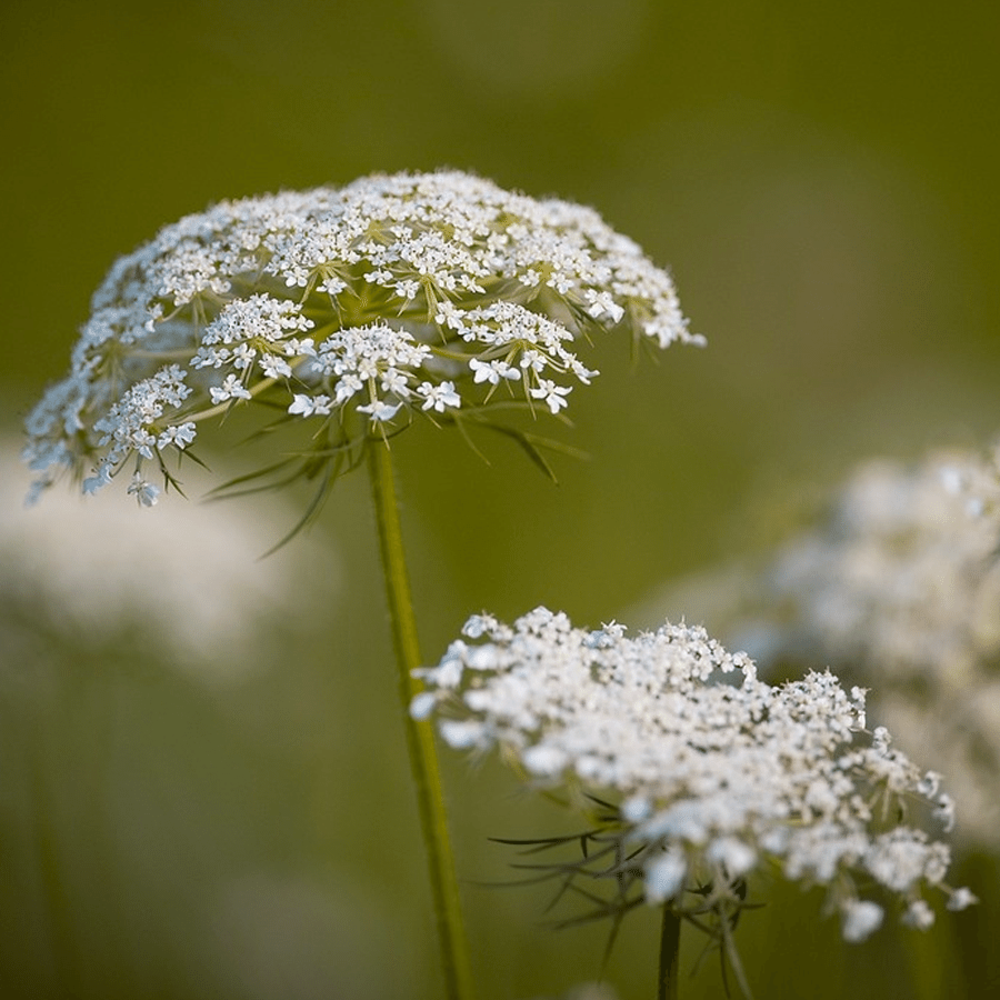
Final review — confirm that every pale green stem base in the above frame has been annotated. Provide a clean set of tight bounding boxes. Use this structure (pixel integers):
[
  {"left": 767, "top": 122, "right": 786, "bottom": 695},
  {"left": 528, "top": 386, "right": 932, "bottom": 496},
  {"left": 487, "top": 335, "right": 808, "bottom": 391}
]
[
  {"left": 367, "top": 441, "right": 477, "bottom": 1000},
  {"left": 658, "top": 906, "right": 681, "bottom": 1000}
]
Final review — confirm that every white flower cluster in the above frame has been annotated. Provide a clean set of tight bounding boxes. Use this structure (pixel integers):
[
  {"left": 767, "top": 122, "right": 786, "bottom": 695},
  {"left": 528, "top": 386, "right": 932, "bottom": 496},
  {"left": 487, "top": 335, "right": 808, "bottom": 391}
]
[
  {"left": 754, "top": 446, "right": 1000, "bottom": 845},
  {"left": 413, "top": 607, "right": 974, "bottom": 941},
  {"left": 23, "top": 170, "right": 699, "bottom": 502},
  {"left": 767, "top": 448, "right": 1000, "bottom": 684},
  {"left": 0, "top": 441, "right": 336, "bottom": 675}
]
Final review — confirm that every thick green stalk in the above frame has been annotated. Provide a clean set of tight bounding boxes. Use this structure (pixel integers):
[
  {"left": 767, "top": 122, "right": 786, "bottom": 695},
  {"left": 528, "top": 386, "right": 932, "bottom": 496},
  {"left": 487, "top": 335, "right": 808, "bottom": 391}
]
[
  {"left": 658, "top": 906, "right": 681, "bottom": 1000},
  {"left": 366, "top": 440, "right": 477, "bottom": 1000}
]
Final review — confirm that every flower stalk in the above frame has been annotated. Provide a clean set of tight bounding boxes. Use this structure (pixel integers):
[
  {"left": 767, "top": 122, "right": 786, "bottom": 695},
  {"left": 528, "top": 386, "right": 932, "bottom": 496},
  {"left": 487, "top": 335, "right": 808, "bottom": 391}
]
[
  {"left": 366, "top": 437, "right": 476, "bottom": 1000},
  {"left": 658, "top": 906, "right": 681, "bottom": 1000}
]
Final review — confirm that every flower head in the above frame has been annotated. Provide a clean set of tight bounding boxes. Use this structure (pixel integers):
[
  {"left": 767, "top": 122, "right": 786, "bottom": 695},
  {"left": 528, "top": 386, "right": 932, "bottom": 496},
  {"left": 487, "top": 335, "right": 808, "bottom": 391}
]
[
  {"left": 765, "top": 448, "right": 1000, "bottom": 685},
  {"left": 742, "top": 444, "right": 1000, "bottom": 847},
  {"left": 414, "top": 607, "right": 973, "bottom": 942},
  {"left": 1, "top": 439, "right": 337, "bottom": 675},
  {"left": 24, "top": 170, "right": 699, "bottom": 502}
]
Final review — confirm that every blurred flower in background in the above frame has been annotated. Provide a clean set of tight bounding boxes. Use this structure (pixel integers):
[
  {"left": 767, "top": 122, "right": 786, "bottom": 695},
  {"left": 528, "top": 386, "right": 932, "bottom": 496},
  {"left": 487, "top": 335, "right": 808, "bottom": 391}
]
[
  {"left": 635, "top": 440, "right": 1000, "bottom": 850},
  {"left": 757, "top": 443, "right": 1000, "bottom": 850},
  {"left": 415, "top": 605, "right": 972, "bottom": 986},
  {"left": 2, "top": 439, "right": 338, "bottom": 680},
  {"left": 0, "top": 439, "right": 363, "bottom": 999}
]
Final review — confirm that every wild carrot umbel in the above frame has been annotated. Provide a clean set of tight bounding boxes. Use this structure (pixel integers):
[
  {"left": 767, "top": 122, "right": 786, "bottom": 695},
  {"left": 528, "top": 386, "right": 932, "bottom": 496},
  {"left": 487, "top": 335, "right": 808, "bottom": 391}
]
[
  {"left": 414, "top": 607, "right": 976, "bottom": 996},
  {"left": 24, "top": 170, "right": 701, "bottom": 998},
  {"left": 23, "top": 170, "right": 700, "bottom": 507}
]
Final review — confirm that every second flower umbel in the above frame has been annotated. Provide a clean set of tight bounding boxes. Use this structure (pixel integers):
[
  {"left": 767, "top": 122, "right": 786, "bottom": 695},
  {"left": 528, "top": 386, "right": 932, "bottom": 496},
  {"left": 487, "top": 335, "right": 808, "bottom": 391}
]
[{"left": 414, "top": 607, "right": 976, "bottom": 998}]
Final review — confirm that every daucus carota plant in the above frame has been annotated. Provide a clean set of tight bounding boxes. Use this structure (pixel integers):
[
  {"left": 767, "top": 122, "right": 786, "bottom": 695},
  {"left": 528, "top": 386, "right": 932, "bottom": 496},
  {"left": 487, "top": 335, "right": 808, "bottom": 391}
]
[
  {"left": 414, "top": 607, "right": 976, "bottom": 998},
  {"left": 23, "top": 169, "right": 700, "bottom": 508},
  {"left": 23, "top": 170, "right": 699, "bottom": 1000}
]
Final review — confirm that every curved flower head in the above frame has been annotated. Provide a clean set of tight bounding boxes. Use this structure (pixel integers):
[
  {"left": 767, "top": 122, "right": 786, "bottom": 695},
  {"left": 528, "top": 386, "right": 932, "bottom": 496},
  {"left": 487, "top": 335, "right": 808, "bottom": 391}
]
[
  {"left": 414, "top": 607, "right": 974, "bottom": 946},
  {"left": 23, "top": 170, "right": 700, "bottom": 503}
]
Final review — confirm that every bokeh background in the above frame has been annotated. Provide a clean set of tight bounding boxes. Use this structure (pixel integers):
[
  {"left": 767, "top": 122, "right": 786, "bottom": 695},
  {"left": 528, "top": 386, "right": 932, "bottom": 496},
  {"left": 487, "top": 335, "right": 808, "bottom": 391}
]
[{"left": 2, "top": 0, "right": 998, "bottom": 998}]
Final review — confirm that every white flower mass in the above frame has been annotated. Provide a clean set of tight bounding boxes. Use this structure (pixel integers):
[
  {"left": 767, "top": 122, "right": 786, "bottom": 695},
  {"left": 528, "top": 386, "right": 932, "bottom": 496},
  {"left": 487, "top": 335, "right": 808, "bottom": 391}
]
[
  {"left": 413, "top": 607, "right": 974, "bottom": 941},
  {"left": 754, "top": 444, "right": 1000, "bottom": 847},
  {"left": 766, "top": 448, "right": 1000, "bottom": 685},
  {"left": 23, "top": 170, "right": 699, "bottom": 501},
  {"left": 0, "top": 441, "right": 335, "bottom": 675}
]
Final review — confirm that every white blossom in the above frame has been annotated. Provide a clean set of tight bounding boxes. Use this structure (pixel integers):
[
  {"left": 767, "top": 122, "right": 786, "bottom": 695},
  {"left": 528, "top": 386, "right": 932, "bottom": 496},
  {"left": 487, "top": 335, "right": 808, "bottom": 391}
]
[
  {"left": 288, "top": 394, "right": 333, "bottom": 418},
  {"left": 902, "top": 899, "right": 936, "bottom": 930},
  {"left": 23, "top": 170, "right": 699, "bottom": 502},
  {"left": 469, "top": 357, "right": 521, "bottom": 385},
  {"left": 946, "top": 887, "right": 978, "bottom": 911},
  {"left": 210, "top": 374, "right": 252, "bottom": 403},
  {"left": 417, "top": 380, "right": 461, "bottom": 413},
  {"left": 645, "top": 847, "right": 688, "bottom": 904},
  {"left": 414, "top": 607, "right": 971, "bottom": 942},
  {"left": 529, "top": 379, "right": 572, "bottom": 414},
  {"left": 0, "top": 442, "right": 337, "bottom": 676},
  {"left": 842, "top": 900, "right": 884, "bottom": 942},
  {"left": 738, "top": 445, "right": 1000, "bottom": 848},
  {"left": 126, "top": 472, "right": 160, "bottom": 507},
  {"left": 764, "top": 450, "right": 1000, "bottom": 688}
]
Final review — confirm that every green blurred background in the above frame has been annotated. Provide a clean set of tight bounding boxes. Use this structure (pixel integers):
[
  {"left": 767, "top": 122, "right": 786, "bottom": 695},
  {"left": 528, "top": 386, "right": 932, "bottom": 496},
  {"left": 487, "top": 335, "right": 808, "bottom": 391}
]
[{"left": 2, "top": 0, "right": 998, "bottom": 997}]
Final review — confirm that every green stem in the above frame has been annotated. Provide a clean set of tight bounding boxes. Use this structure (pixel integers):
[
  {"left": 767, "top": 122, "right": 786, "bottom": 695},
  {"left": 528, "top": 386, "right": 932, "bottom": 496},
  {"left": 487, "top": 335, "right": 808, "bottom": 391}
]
[
  {"left": 658, "top": 906, "right": 681, "bottom": 1000},
  {"left": 28, "top": 735, "right": 79, "bottom": 995},
  {"left": 366, "top": 439, "right": 477, "bottom": 1000}
]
